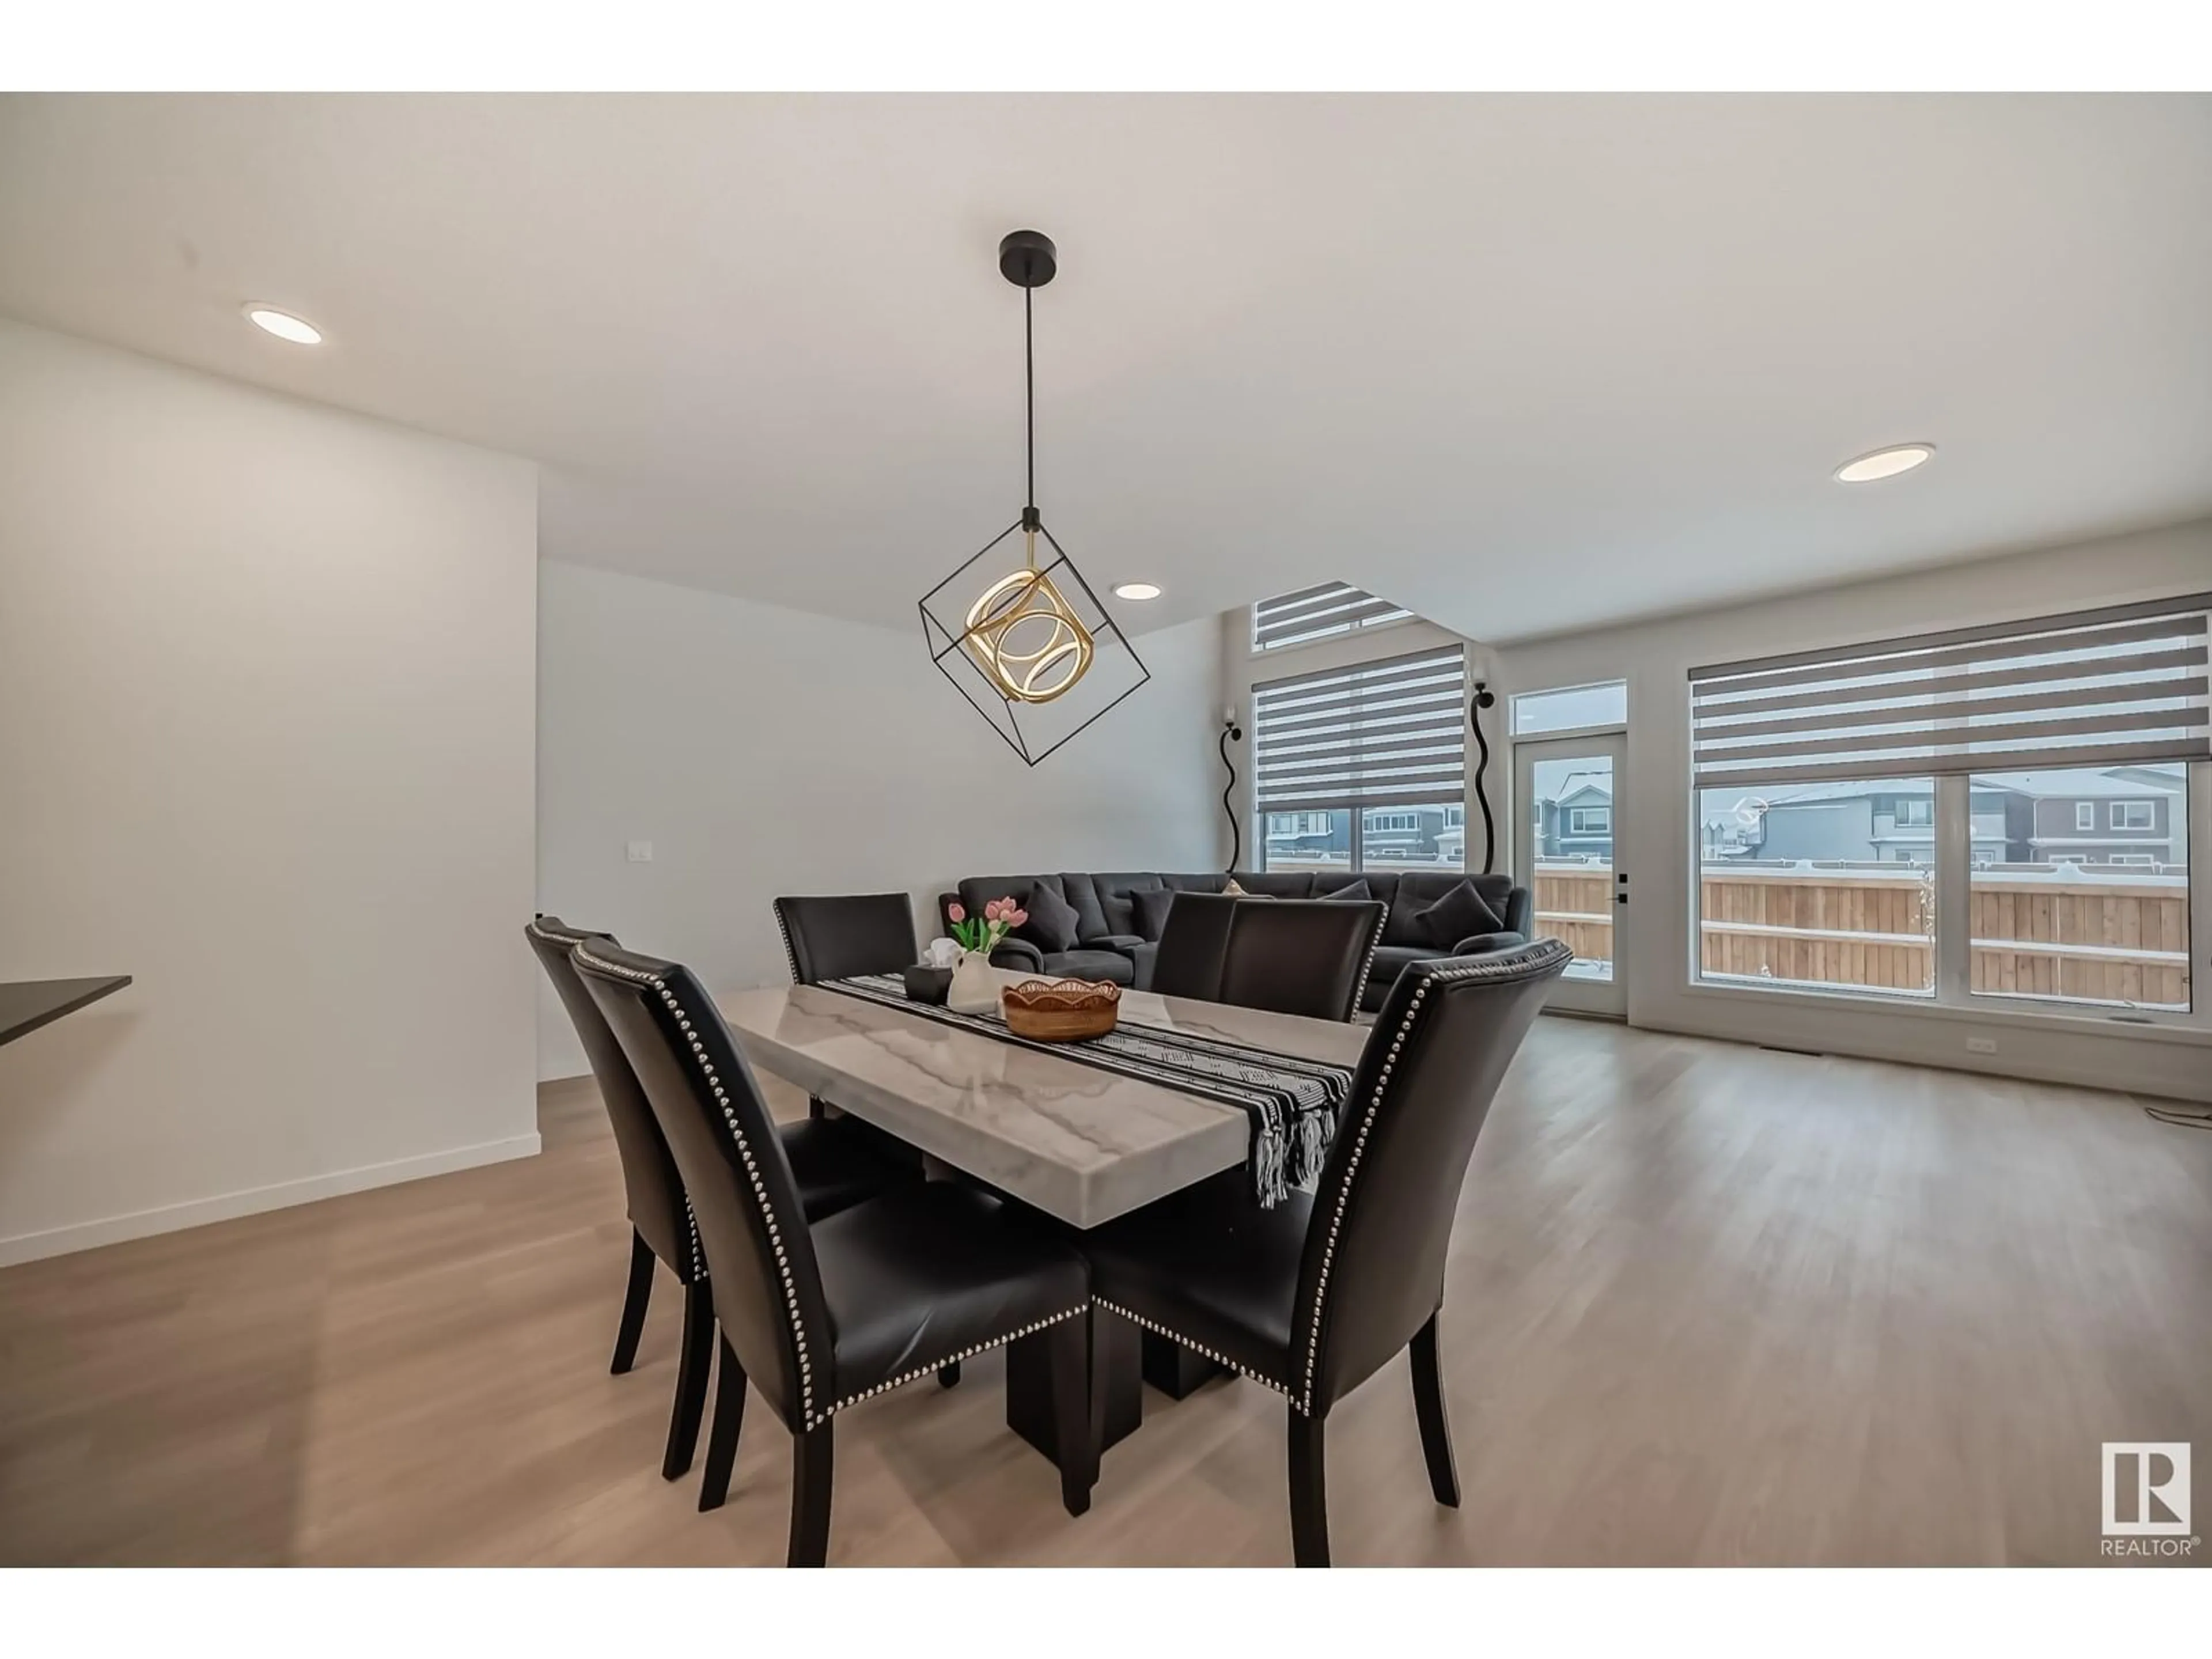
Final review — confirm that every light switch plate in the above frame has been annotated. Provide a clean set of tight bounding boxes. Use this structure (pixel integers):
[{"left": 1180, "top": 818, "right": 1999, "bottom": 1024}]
[{"left": 626, "top": 840, "right": 653, "bottom": 863}]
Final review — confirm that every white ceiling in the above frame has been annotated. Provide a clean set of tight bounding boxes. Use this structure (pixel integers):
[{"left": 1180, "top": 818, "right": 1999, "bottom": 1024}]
[{"left": 2, "top": 93, "right": 2207, "bottom": 643}]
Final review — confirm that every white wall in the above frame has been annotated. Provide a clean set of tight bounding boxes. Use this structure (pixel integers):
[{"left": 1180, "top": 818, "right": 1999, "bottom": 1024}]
[
  {"left": 0, "top": 321, "right": 541, "bottom": 1264},
  {"left": 536, "top": 560, "right": 1225, "bottom": 1079},
  {"left": 1490, "top": 517, "right": 2212, "bottom": 1101}
]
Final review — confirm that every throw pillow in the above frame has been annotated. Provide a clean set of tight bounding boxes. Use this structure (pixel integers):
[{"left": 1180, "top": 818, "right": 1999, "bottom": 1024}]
[
  {"left": 1222, "top": 877, "right": 1247, "bottom": 896},
  {"left": 1133, "top": 885, "right": 1179, "bottom": 942},
  {"left": 1016, "top": 882, "right": 1081, "bottom": 955},
  {"left": 1412, "top": 880, "right": 1504, "bottom": 949},
  {"left": 1318, "top": 880, "right": 1373, "bottom": 903}
]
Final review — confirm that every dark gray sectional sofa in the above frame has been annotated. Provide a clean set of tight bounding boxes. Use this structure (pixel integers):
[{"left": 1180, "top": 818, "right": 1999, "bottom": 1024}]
[{"left": 935, "top": 868, "right": 1532, "bottom": 1012}]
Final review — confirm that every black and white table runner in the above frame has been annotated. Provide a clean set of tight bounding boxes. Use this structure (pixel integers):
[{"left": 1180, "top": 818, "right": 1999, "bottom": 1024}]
[{"left": 819, "top": 975, "right": 1355, "bottom": 1208}]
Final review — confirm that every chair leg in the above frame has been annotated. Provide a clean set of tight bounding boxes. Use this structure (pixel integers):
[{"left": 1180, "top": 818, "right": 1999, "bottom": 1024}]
[
  {"left": 937, "top": 1361, "right": 961, "bottom": 1388},
  {"left": 1047, "top": 1316, "right": 1096, "bottom": 1517},
  {"left": 808, "top": 1095, "right": 827, "bottom": 1120},
  {"left": 661, "top": 1280, "right": 714, "bottom": 1481},
  {"left": 1287, "top": 1408, "right": 1330, "bottom": 1567},
  {"left": 697, "top": 1335, "right": 748, "bottom": 1512},
  {"left": 610, "top": 1229, "right": 654, "bottom": 1375},
  {"left": 787, "top": 1422, "right": 835, "bottom": 1567},
  {"left": 1409, "top": 1311, "right": 1460, "bottom": 1508}
]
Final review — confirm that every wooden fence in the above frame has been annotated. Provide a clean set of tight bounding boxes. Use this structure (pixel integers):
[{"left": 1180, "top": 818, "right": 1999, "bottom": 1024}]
[{"left": 1534, "top": 861, "right": 2191, "bottom": 1009}]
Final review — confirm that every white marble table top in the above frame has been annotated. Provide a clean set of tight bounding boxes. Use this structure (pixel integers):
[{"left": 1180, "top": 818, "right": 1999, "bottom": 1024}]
[{"left": 716, "top": 968, "right": 1372, "bottom": 1228}]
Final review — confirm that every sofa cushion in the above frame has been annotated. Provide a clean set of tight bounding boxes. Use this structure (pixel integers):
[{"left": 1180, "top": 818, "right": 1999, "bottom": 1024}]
[
  {"left": 1232, "top": 872, "right": 1316, "bottom": 899},
  {"left": 1042, "top": 948, "right": 1136, "bottom": 987},
  {"left": 1017, "top": 881, "right": 1081, "bottom": 954},
  {"left": 1360, "top": 944, "right": 1435, "bottom": 1009},
  {"left": 1056, "top": 873, "right": 1111, "bottom": 943},
  {"left": 958, "top": 874, "right": 1053, "bottom": 922},
  {"left": 1468, "top": 872, "right": 1522, "bottom": 934},
  {"left": 1410, "top": 879, "right": 1503, "bottom": 949},
  {"left": 1317, "top": 878, "right": 1374, "bottom": 903},
  {"left": 1373, "top": 871, "right": 1455, "bottom": 944},
  {"left": 1133, "top": 886, "right": 1179, "bottom": 942},
  {"left": 1164, "top": 873, "right": 1229, "bottom": 893},
  {"left": 1092, "top": 873, "right": 1165, "bottom": 935}
]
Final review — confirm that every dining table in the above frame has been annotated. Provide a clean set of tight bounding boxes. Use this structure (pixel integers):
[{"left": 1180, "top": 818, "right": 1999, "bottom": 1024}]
[{"left": 715, "top": 965, "right": 1372, "bottom": 1471}]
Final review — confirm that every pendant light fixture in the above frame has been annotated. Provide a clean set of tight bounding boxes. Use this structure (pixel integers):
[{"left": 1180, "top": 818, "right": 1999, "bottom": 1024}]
[{"left": 919, "top": 230, "right": 1149, "bottom": 766}]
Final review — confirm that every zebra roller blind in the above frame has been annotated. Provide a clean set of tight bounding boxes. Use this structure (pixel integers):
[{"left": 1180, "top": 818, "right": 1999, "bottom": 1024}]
[
  {"left": 1253, "top": 645, "right": 1467, "bottom": 813},
  {"left": 1690, "top": 593, "right": 2211, "bottom": 789},
  {"left": 1252, "top": 582, "right": 1412, "bottom": 651}
]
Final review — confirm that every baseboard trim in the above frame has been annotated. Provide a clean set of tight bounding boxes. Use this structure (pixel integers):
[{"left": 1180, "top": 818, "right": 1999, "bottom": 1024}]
[{"left": 0, "top": 1133, "right": 542, "bottom": 1268}]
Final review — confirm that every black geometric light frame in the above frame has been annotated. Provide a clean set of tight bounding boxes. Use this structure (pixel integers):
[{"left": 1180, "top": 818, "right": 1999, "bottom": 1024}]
[{"left": 917, "top": 230, "right": 1150, "bottom": 767}]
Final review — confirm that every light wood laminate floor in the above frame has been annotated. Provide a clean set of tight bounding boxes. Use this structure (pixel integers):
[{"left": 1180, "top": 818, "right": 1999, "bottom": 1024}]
[{"left": 3, "top": 1020, "right": 2206, "bottom": 1566}]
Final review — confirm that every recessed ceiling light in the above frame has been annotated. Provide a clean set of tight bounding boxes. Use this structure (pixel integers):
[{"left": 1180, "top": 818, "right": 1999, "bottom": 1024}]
[
  {"left": 1835, "top": 443, "right": 1934, "bottom": 483},
  {"left": 1113, "top": 582, "right": 1162, "bottom": 601},
  {"left": 244, "top": 305, "right": 323, "bottom": 346}
]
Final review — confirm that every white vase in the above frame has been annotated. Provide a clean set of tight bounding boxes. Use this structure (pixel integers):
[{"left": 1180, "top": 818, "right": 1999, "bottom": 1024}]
[{"left": 948, "top": 949, "right": 1000, "bottom": 1016}]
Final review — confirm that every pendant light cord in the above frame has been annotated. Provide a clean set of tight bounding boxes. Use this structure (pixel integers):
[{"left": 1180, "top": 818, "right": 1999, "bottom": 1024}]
[{"left": 1024, "top": 283, "right": 1036, "bottom": 513}]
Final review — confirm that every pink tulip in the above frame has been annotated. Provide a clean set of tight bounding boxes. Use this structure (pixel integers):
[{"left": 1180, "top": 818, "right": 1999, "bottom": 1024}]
[
  {"left": 1009, "top": 908, "right": 1029, "bottom": 927},
  {"left": 947, "top": 902, "right": 965, "bottom": 923}
]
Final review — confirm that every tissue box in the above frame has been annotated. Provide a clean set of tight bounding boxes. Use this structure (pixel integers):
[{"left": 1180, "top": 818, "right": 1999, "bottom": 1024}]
[{"left": 902, "top": 964, "right": 953, "bottom": 1005}]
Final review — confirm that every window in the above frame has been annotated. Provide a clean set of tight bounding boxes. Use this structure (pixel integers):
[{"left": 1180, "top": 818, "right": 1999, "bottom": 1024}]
[
  {"left": 1262, "top": 809, "right": 1353, "bottom": 872},
  {"left": 1690, "top": 592, "right": 2207, "bottom": 1018},
  {"left": 1513, "top": 680, "right": 1627, "bottom": 736},
  {"left": 1568, "top": 806, "right": 1612, "bottom": 835},
  {"left": 1254, "top": 644, "right": 1466, "bottom": 874},
  {"left": 1972, "top": 767, "right": 2186, "bottom": 1011},
  {"left": 1251, "top": 583, "right": 1412, "bottom": 651},
  {"left": 1696, "top": 777, "right": 1937, "bottom": 998}
]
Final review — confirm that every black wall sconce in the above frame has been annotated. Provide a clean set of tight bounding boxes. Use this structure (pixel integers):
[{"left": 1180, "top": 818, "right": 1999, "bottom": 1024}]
[
  {"left": 1470, "top": 681, "right": 1498, "bottom": 874},
  {"left": 1219, "top": 706, "right": 1244, "bottom": 873}
]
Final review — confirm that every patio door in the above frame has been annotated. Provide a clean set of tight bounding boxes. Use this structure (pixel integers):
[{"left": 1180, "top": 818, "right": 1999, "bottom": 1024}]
[{"left": 1514, "top": 732, "right": 1628, "bottom": 1017}]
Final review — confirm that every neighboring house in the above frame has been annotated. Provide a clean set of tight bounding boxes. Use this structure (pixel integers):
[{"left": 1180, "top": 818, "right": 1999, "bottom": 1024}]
[
  {"left": 1263, "top": 802, "right": 1464, "bottom": 864},
  {"left": 1535, "top": 773, "right": 1613, "bottom": 859},
  {"left": 1714, "top": 768, "right": 2184, "bottom": 867},
  {"left": 1264, "top": 809, "right": 1350, "bottom": 863}
]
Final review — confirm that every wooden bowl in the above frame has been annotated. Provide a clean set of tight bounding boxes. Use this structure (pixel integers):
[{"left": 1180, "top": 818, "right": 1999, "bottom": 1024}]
[{"left": 1001, "top": 977, "right": 1120, "bottom": 1042}]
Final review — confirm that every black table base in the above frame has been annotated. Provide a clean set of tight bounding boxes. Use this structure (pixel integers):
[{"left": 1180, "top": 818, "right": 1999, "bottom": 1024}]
[
  {"left": 1007, "top": 1305, "right": 1143, "bottom": 1471},
  {"left": 1141, "top": 1331, "right": 1232, "bottom": 1399}
]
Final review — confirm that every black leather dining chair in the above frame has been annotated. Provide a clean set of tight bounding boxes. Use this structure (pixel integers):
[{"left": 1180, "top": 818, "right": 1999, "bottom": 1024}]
[
  {"left": 773, "top": 891, "right": 918, "bottom": 1122},
  {"left": 1148, "top": 891, "right": 1240, "bottom": 1001},
  {"left": 1079, "top": 939, "right": 1571, "bottom": 1566},
  {"left": 772, "top": 892, "right": 919, "bottom": 987},
  {"left": 573, "top": 938, "right": 1095, "bottom": 1565},
  {"left": 1219, "top": 896, "right": 1388, "bottom": 1022},
  {"left": 526, "top": 917, "right": 912, "bottom": 1485},
  {"left": 1151, "top": 892, "right": 1388, "bottom": 1022}
]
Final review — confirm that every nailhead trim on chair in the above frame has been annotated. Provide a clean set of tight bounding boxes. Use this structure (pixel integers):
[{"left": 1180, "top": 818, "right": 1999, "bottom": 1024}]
[
  {"left": 1295, "top": 941, "right": 1572, "bottom": 1415},
  {"left": 1346, "top": 902, "right": 1387, "bottom": 1021},
  {"left": 820, "top": 1304, "right": 1090, "bottom": 1421},
  {"left": 1092, "top": 1297, "right": 1291, "bottom": 1400},
  {"left": 680, "top": 1195, "right": 705, "bottom": 1284},
  {"left": 771, "top": 902, "right": 803, "bottom": 984},
  {"left": 575, "top": 943, "right": 817, "bottom": 1426}
]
